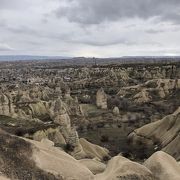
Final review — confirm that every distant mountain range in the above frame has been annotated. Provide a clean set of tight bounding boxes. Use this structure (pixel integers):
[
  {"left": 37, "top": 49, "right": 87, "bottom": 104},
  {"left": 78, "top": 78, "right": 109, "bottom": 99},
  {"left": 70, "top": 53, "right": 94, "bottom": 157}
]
[
  {"left": 0, "top": 55, "right": 71, "bottom": 61},
  {"left": 0, "top": 55, "right": 179, "bottom": 65}
]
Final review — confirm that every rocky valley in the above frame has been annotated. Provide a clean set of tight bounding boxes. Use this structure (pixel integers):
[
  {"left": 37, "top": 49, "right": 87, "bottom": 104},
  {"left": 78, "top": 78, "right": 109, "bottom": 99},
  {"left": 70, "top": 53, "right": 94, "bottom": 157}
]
[{"left": 0, "top": 59, "right": 179, "bottom": 180}]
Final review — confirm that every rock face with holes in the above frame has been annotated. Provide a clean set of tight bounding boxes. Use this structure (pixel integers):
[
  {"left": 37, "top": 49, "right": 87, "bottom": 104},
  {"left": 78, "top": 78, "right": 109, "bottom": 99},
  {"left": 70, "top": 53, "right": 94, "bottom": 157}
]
[
  {"left": 129, "top": 107, "right": 180, "bottom": 160},
  {"left": 96, "top": 88, "right": 107, "bottom": 109}
]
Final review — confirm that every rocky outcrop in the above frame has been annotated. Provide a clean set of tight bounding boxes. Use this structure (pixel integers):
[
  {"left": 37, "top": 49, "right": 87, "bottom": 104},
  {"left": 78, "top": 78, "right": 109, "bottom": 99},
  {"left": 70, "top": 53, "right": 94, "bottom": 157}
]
[
  {"left": 144, "top": 151, "right": 180, "bottom": 180},
  {"left": 112, "top": 106, "right": 120, "bottom": 115},
  {"left": 66, "top": 127, "right": 79, "bottom": 147},
  {"left": 0, "top": 129, "right": 94, "bottom": 180},
  {"left": 79, "top": 159, "right": 106, "bottom": 175},
  {"left": 50, "top": 98, "right": 71, "bottom": 131},
  {"left": 96, "top": 88, "right": 107, "bottom": 109},
  {"left": 129, "top": 107, "right": 180, "bottom": 160},
  {"left": 0, "top": 176, "right": 10, "bottom": 180},
  {"left": 31, "top": 127, "right": 66, "bottom": 146},
  {"left": 50, "top": 98, "right": 82, "bottom": 151},
  {"left": 30, "top": 138, "right": 94, "bottom": 180},
  {"left": 0, "top": 93, "right": 14, "bottom": 116},
  {"left": 1, "top": 129, "right": 180, "bottom": 180},
  {"left": 95, "top": 155, "right": 154, "bottom": 180},
  {"left": 133, "top": 88, "right": 152, "bottom": 104},
  {"left": 64, "top": 95, "right": 82, "bottom": 116},
  {"left": 79, "top": 138, "right": 110, "bottom": 161},
  {"left": 154, "top": 79, "right": 180, "bottom": 98},
  {"left": 117, "top": 85, "right": 141, "bottom": 98},
  {"left": 26, "top": 101, "right": 50, "bottom": 121},
  {"left": 68, "top": 135, "right": 110, "bottom": 160},
  {"left": 118, "top": 79, "right": 180, "bottom": 103},
  {"left": 17, "top": 91, "right": 32, "bottom": 103}
]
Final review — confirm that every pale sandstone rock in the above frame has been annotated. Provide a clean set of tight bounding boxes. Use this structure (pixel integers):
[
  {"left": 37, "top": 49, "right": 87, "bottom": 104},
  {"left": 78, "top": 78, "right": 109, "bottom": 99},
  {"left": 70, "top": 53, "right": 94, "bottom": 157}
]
[
  {"left": 118, "top": 79, "right": 180, "bottom": 102},
  {"left": 117, "top": 85, "right": 140, "bottom": 97},
  {"left": 41, "top": 138, "right": 54, "bottom": 147},
  {"left": 72, "top": 143, "right": 87, "bottom": 160},
  {"left": 113, "top": 106, "right": 120, "bottom": 115},
  {"left": 18, "top": 92, "right": 32, "bottom": 103},
  {"left": 79, "top": 159, "right": 106, "bottom": 175},
  {"left": 50, "top": 98, "right": 72, "bottom": 132},
  {"left": 54, "top": 113, "right": 71, "bottom": 130},
  {"left": 0, "top": 129, "right": 94, "bottom": 179},
  {"left": 29, "top": 138, "right": 95, "bottom": 180},
  {"left": 29, "top": 101, "right": 48, "bottom": 118},
  {"left": 33, "top": 128, "right": 66, "bottom": 145},
  {"left": 96, "top": 155, "right": 154, "bottom": 180},
  {"left": 96, "top": 88, "right": 107, "bottom": 109},
  {"left": 144, "top": 151, "right": 180, "bottom": 180},
  {"left": 33, "top": 130, "right": 47, "bottom": 141},
  {"left": 0, "top": 176, "right": 10, "bottom": 180},
  {"left": 79, "top": 138, "right": 109, "bottom": 161},
  {"left": 133, "top": 88, "right": 152, "bottom": 103},
  {"left": 0, "top": 94, "right": 11, "bottom": 116},
  {"left": 129, "top": 107, "right": 180, "bottom": 160},
  {"left": 67, "top": 127, "right": 79, "bottom": 145}
]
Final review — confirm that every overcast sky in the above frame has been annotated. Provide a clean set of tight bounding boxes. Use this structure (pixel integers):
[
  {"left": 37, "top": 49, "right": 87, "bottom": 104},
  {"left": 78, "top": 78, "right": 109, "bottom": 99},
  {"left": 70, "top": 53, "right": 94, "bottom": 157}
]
[{"left": 0, "top": 0, "right": 180, "bottom": 57}]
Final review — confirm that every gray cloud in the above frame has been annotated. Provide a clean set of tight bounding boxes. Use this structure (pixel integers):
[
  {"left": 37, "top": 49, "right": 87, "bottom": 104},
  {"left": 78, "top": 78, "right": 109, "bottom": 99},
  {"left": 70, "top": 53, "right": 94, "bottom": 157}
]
[
  {"left": 69, "top": 36, "right": 147, "bottom": 46},
  {"left": 5, "top": 26, "right": 40, "bottom": 36},
  {"left": 69, "top": 38, "right": 131, "bottom": 46},
  {"left": 145, "top": 29, "right": 165, "bottom": 34},
  {"left": 55, "top": 0, "right": 180, "bottom": 24},
  {"left": 0, "top": 0, "right": 180, "bottom": 56},
  {"left": 0, "top": 43, "right": 14, "bottom": 51},
  {"left": 0, "top": 0, "right": 30, "bottom": 10}
]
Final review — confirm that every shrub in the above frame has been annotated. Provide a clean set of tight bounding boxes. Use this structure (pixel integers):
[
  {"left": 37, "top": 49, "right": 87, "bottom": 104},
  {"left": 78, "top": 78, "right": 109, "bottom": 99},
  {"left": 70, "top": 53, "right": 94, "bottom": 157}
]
[
  {"left": 103, "top": 155, "right": 110, "bottom": 162},
  {"left": 107, "top": 96, "right": 130, "bottom": 111},
  {"left": 100, "top": 135, "right": 109, "bottom": 142},
  {"left": 15, "top": 128, "right": 26, "bottom": 136},
  {"left": 64, "top": 143, "right": 75, "bottom": 152},
  {"left": 121, "top": 151, "right": 132, "bottom": 159}
]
